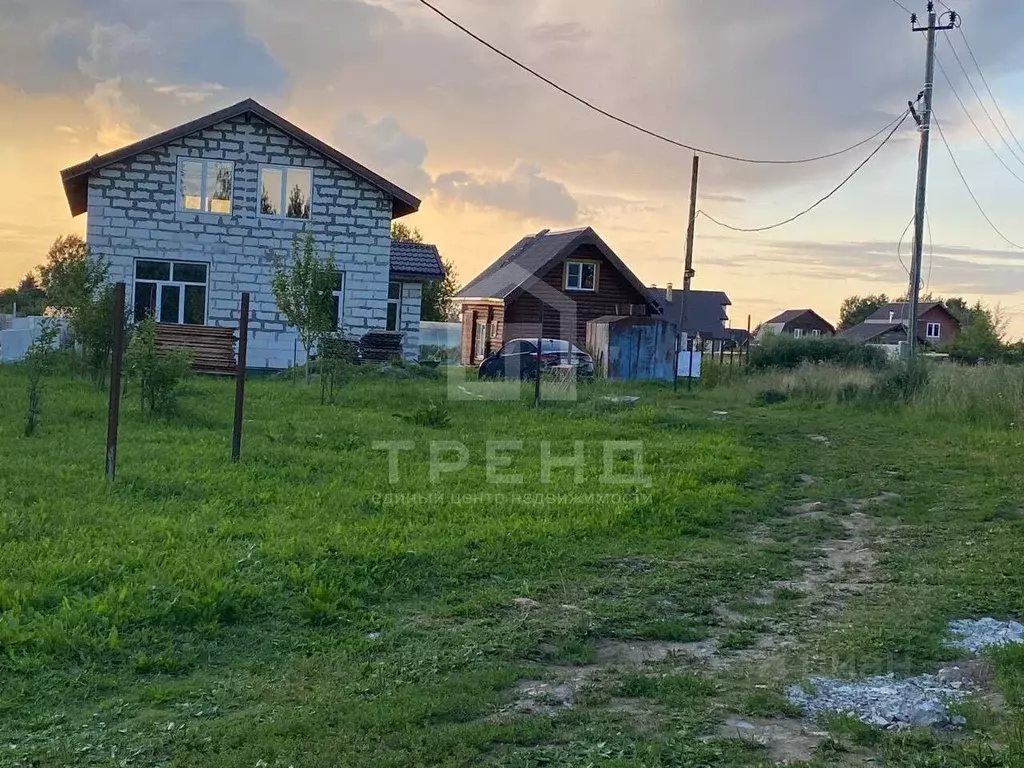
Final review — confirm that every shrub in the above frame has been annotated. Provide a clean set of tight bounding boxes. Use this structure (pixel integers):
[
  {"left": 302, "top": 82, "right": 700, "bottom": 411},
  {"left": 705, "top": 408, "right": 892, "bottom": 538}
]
[
  {"left": 125, "top": 316, "right": 193, "bottom": 414},
  {"left": 870, "top": 359, "right": 931, "bottom": 403},
  {"left": 749, "top": 337, "right": 887, "bottom": 371}
]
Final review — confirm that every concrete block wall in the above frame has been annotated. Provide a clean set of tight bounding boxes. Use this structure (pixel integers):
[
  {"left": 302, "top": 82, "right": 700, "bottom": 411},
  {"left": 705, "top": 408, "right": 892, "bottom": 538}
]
[
  {"left": 85, "top": 114, "right": 394, "bottom": 370},
  {"left": 399, "top": 281, "right": 422, "bottom": 360}
]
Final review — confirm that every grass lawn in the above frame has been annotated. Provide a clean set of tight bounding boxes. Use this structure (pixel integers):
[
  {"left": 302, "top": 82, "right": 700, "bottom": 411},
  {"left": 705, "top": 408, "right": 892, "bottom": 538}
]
[{"left": 2, "top": 363, "right": 1024, "bottom": 766}]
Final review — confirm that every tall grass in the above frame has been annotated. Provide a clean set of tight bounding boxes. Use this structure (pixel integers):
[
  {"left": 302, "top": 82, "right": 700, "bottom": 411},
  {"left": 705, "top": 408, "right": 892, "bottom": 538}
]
[
  {"left": 918, "top": 364, "right": 1024, "bottom": 429},
  {"left": 746, "top": 361, "right": 1024, "bottom": 430}
]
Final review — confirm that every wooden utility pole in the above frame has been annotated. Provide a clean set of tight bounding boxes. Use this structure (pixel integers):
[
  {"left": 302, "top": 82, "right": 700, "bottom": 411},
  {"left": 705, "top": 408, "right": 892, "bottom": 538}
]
[
  {"left": 681, "top": 155, "right": 699, "bottom": 391},
  {"left": 231, "top": 292, "right": 250, "bottom": 462},
  {"left": 105, "top": 282, "right": 126, "bottom": 482},
  {"left": 907, "top": 2, "right": 957, "bottom": 355}
]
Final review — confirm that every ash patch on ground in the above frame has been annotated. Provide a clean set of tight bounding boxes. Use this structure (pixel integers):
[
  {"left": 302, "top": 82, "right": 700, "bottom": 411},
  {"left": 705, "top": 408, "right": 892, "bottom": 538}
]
[
  {"left": 947, "top": 618, "right": 1024, "bottom": 654},
  {"left": 785, "top": 671, "right": 971, "bottom": 730}
]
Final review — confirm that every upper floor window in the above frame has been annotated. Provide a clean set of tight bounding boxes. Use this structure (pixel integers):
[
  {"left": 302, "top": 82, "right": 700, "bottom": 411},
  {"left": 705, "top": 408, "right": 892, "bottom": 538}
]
[
  {"left": 792, "top": 328, "right": 804, "bottom": 339},
  {"left": 926, "top": 322, "right": 941, "bottom": 339},
  {"left": 564, "top": 261, "right": 597, "bottom": 292},
  {"left": 260, "top": 165, "right": 312, "bottom": 219},
  {"left": 178, "top": 158, "right": 234, "bottom": 214}
]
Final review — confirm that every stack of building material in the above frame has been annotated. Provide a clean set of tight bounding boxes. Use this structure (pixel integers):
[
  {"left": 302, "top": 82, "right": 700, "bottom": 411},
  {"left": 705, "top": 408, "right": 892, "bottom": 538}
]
[
  {"left": 155, "top": 324, "right": 236, "bottom": 375},
  {"left": 359, "top": 331, "right": 404, "bottom": 362}
]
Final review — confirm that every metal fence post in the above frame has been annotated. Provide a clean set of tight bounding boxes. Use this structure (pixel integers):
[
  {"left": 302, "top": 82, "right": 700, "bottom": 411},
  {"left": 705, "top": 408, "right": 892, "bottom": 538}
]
[
  {"left": 232, "top": 292, "right": 250, "bottom": 462},
  {"left": 105, "top": 282, "right": 126, "bottom": 481}
]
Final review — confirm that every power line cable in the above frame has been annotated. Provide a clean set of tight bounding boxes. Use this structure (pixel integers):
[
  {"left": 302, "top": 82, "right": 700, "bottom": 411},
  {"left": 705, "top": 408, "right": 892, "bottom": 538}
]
[
  {"left": 932, "top": 110, "right": 1024, "bottom": 249},
  {"left": 415, "top": 0, "right": 911, "bottom": 165},
  {"left": 698, "top": 110, "right": 911, "bottom": 233},
  {"left": 941, "top": 33, "right": 1024, "bottom": 169},
  {"left": 933, "top": 50, "right": 1024, "bottom": 184},
  {"left": 955, "top": 26, "right": 1024, "bottom": 159},
  {"left": 925, "top": 207, "right": 935, "bottom": 293},
  {"left": 897, "top": 214, "right": 913, "bottom": 277}
]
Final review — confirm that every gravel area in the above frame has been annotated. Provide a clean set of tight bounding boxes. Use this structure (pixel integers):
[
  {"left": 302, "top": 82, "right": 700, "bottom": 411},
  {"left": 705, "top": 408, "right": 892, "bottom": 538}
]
[
  {"left": 785, "top": 672, "right": 970, "bottom": 730},
  {"left": 947, "top": 618, "right": 1024, "bottom": 654}
]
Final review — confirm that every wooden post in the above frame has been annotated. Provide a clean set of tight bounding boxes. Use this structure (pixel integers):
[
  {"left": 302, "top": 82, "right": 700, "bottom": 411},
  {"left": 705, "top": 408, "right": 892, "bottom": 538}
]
[
  {"left": 105, "top": 282, "right": 126, "bottom": 482},
  {"left": 231, "top": 292, "right": 250, "bottom": 463},
  {"left": 746, "top": 314, "right": 752, "bottom": 366},
  {"left": 534, "top": 320, "right": 542, "bottom": 408}
]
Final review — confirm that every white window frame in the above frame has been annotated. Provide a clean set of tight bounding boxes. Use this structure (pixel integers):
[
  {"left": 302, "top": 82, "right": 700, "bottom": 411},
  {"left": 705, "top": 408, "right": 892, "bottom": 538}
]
[
  {"left": 258, "top": 164, "right": 313, "bottom": 220},
  {"left": 331, "top": 271, "right": 346, "bottom": 329},
  {"left": 564, "top": 261, "right": 598, "bottom": 292},
  {"left": 176, "top": 157, "right": 235, "bottom": 214},
  {"left": 926, "top": 322, "right": 941, "bottom": 339},
  {"left": 133, "top": 259, "right": 210, "bottom": 325},
  {"left": 792, "top": 328, "right": 804, "bottom": 339},
  {"left": 810, "top": 329, "right": 821, "bottom": 337},
  {"left": 386, "top": 281, "right": 403, "bottom": 331}
]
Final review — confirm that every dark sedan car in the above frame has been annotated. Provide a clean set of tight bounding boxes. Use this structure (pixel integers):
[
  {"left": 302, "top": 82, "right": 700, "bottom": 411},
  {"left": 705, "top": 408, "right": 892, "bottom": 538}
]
[{"left": 478, "top": 338, "right": 595, "bottom": 380}]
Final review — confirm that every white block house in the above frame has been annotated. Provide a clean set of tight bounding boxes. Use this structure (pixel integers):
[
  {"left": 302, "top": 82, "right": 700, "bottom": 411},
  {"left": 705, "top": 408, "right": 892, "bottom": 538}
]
[{"left": 60, "top": 99, "right": 444, "bottom": 368}]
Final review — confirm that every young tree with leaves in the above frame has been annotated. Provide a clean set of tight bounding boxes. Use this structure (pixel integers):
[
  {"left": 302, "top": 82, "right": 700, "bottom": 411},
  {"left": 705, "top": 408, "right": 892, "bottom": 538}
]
[
  {"left": 838, "top": 294, "right": 890, "bottom": 330},
  {"left": 37, "top": 234, "right": 116, "bottom": 385},
  {"left": 24, "top": 320, "right": 61, "bottom": 436},
  {"left": 270, "top": 230, "right": 337, "bottom": 382}
]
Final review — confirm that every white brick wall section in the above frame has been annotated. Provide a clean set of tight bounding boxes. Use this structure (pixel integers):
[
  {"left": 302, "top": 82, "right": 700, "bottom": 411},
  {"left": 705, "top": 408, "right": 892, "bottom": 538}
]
[
  {"left": 85, "top": 114, "right": 395, "bottom": 369},
  {"left": 400, "top": 281, "right": 422, "bottom": 360}
]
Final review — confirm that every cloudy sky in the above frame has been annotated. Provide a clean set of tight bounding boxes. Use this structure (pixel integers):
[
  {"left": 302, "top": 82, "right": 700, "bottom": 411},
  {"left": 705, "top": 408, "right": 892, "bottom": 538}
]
[{"left": 3, "top": 0, "right": 1024, "bottom": 333}]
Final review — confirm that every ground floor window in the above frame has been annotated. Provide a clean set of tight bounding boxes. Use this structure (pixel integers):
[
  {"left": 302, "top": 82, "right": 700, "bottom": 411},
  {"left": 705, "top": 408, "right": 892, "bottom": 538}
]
[
  {"left": 792, "top": 328, "right": 804, "bottom": 339},
  {"left": 133, "top": 260, "right": 209, "bottom": 325},
  {"left": 386, "top": 281, "right": 403, "bottom": 331},
  {"left": 330, "top": 270, "right": 346, "bottom": 329}
]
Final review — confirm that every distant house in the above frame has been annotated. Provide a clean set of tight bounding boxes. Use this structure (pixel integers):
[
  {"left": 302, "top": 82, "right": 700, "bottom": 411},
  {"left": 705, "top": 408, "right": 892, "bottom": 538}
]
[
  {"left": 59, "top": 98, "right": 443, "bottom": 369},
  {"left": 757, "top": 309, "right": 835, "bottom": 341},
  {"left": 840, "top": 301, "right": 960, "bottom": 349},
  {"left": 725, "top": 328, "right": 752, "bottom": 350},
  {"left": 646, "top": 287, "right": 732, "bottom": 352},
  {"left": 454, "top": 227, "right": 659, "bottom": 366}
]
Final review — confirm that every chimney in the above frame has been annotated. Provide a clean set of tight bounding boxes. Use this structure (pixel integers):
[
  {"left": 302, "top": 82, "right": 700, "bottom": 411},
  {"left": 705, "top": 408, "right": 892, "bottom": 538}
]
[{"left": 665, "top": 283, "right": 674, "bottom": 303}]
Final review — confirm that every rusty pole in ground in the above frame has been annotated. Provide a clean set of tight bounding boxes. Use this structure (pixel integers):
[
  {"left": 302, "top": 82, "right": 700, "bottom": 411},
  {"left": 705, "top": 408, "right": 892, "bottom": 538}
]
[
  {"left": 231, "top": 292, "right": 251, "bottom": 462},
  {"left": 105, "top": 282, "right": 126, "bottom": 482}
]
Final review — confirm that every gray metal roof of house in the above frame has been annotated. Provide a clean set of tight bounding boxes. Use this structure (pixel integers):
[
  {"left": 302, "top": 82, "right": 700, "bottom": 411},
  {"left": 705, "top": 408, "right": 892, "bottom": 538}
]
[
  {"left": 390, "top": 241, "right": 444, "bottom": 280},
  {"left": 60, "top": 98, "right": 420, "bottom": 218},
  {"left": 764, "top": 309, "right": 815, "bottom": 325},
  {"left": 865, "top": 301, "right": 943, "bottom": 323},
  {"left": 840, "top": 321, "right": 905, "bottom": 342},
  {"left": 646, "top": 289, "right": 731, "bottom": 338},
  {"left": 455, "top": 227, "right": 657, "bottom": 309},
  {"left": 841, "top": 320, "right": 924, "bottom": 344}
]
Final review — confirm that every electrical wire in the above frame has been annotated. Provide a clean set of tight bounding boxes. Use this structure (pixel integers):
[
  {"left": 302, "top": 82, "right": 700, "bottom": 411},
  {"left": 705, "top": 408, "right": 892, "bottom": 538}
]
[
  {"left": 889, "top": 0, "right": 913, "bottom": 14},
  {"left": 941, "top": 34, "right": 1024, "bottom": 170},
  {"left": 956, "top": 26, "right": 1024, "bottom": 160},
  {"left": 925, "top": 207, "right": 935, "bottom": 293},
  {"left": 697, "top": 109, "right": 912, "bottom": 233},
  {"left": 896, "top": 214, "right": 913, "bottom": 277},
  {"left": 931, "top": 111, "right": 1024, "bottom": 249},
  {"left": 933, "top": 51, "right": 1024, "bottom": 184},
  {"left": 415, "top": 0, "right": 912, "bottom": 165}
]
